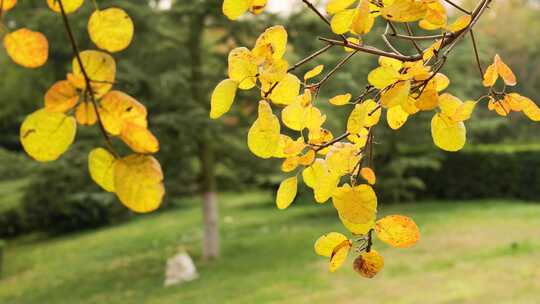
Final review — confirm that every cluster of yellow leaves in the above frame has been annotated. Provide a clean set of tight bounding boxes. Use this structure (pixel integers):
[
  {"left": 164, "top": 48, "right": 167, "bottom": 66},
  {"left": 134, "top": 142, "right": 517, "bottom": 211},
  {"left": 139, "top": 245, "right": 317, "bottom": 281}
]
[
  {"left": 326, "top": 0, "right": 471, "bottom": 37},
  {"left": 16, "top": 2, "right": 164, "bottom": 214},
  {"left": 315, "top": 214, "right": 418, "bottom": 276},
  {"left": 482, "top": 55, "right": 540, "bottom": 121},
  {"left": 215, "top": 0, "right": 540, "bottom": 279}
]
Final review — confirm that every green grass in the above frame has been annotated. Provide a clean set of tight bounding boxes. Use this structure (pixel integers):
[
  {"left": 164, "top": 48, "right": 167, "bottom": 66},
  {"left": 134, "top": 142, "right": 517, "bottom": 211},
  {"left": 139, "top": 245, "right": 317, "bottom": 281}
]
[{"left": 1, "top": 192, "right": 540, "bottom": 304}]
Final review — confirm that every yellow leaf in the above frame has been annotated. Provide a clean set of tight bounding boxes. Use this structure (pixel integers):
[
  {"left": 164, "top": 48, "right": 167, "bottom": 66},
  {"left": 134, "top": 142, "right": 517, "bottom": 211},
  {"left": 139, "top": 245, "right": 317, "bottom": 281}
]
[
  {"left": 329, "top": 240, "right": 352, "bottom": 272},
  {"left": 1, "top": 0, "right": 16, "bottom": 11},
  {"left": 347, "top": 99, "right": 381, "bottom": 134},
  {"left": 99, "top": 90, "right": 148, "bottom": 135},
  {"left": 248, "top": 100, "right": 281, "bottom": 158},
  {"left": 114, "top": 154, "right": 165, "bottom": 213},
  {"left": 276, "top": 176, "right": 298, "bottom": 210},
  {"left": 302, "top": 159, "right": 325, "bottom": 189},
  {"left": 330, "top": 9, "right": 355, "bottom": 34},
  {"left": 44, "top": 80, "right": 79, "bottom": 113},
  {"left": 494, "top": 54, "right": 517, "bottom": 86},
  {"left": 222, "top": 0, "right": 250, "bottom": 20},
  {"left": 270, "top": 73, "right": 300, "bottom": 106},
  {"left": 515, "top": 94, "right": 540, "bottom": 122},
  {"left": 451, "top": 101, "right": 477, "bottom": 122},
  {"left": 447, "top": 15, "right": 471, "bottom": 32},
  {"left": 47, "top": 0, "right": 83, "bottom": 14},
  {"left": 3, "top": 28, "right": 49, "bottom": 68},
  {"left": 20, "top": 109, "right": 76, "bottom": 162},
  {"left": 360, "top": 167, "right": 376, "bottom": 185},
  {"left": 351, "top": 0, "right": 374, "bottom": 35},
  {"left": 353, "top": 250, "right": 384, "bottom": 278},
  {"left": 88, "top": 147, "right": 116, "bottom": 192},
  {"left": 431, "top": 113, "right": 466, "bottom": 152},
  {"left": 228, "top": 47, "right": 257, "bottom": 90},
  {"left": 253, "top": 25, "right": 288, "bottom": 61},
  {"left": 378, "top": 56, "right": 403, "bottom": 71},
  {"left": 368, "top": 66, "right": 400, "bottom": 89},
  {"left": 326, "top": 143, "right": 360, "bottom": 177},
  {"left": 120, "top": 123, "right": 160, "bottom": 154},
  {"left": 482, "top": 63, "right": 498, "bottom": 87},
  {"left": 298, "top": 150, "right": 315, "bottom": 166},
  {"left": 375, "top": 215, "right": 420, "bottom": 248},
  {"left": 75, "top": 102, "right": 97, "bottom": 126},
  {"left": 381, "top": 81, "right": 410, "bottom": 108},
  {"left": 315, "top": 232, "right": 349, "bottom": 258},
  {"left": 281, "top": 156, "right": 299, "bottom": 173},
  {"left": 210, "top": 79, "right": 238, "bottom": 119},
  {"left": 438, "top": 93, "right": 462, "bottom": 117},
  {"left": 314, "top": 170, "right": 340, "bottom": 204},
  {"left": 326, "top": 0, "right": 356, "bottom": 14},
  {"left": 88, "top": 8, "right": 134, "bottom": 53},
  {"left": 381, "top": 0, "right": 428, "bottom": 22},
  {"left": 72, "top": 50, "right": 116, "bottom": 98},
  {"left": 433, "top": 73, "right": 450, "bottom": 92},
  {"left": 304, "top": 65, "right": 324, "bottom": 81},
  {"left": 332, "top": 184, "right": 377, "bottom": 225},
  {"left": 340, "top": 216, "right": 374, "bottom": 235},
  {"left": 329, "top": 93, "right": 352, "bottom": 106},
  {"left": 386, "top": 105, "right": 409, "bottom": 130}
]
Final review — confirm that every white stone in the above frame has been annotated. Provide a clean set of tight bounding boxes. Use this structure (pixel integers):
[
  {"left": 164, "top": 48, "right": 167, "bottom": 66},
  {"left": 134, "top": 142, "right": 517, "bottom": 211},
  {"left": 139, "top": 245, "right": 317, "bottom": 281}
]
[{"left": 164, "top": 252, "right": 198, "bottom": 286}]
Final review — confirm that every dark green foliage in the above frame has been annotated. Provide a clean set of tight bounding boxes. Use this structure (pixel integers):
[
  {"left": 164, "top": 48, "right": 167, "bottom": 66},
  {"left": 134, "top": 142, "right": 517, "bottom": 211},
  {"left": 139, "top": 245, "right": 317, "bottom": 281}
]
[
  {"left": 19, "top": 160, "right": 130, "bottom": 234},
  {"left": 413, "top": 148, "right": 540, "bottom": 201}
]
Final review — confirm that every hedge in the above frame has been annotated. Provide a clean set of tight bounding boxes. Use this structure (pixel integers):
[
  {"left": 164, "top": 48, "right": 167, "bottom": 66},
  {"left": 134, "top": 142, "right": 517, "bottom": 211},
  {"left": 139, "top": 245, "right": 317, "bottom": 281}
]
[{"left": 413, "top": 148, "right": 540, "bottom": 201}]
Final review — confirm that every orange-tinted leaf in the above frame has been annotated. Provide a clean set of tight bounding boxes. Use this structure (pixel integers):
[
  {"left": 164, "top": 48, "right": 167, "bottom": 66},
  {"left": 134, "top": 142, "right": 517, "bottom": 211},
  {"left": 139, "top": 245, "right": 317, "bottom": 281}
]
[
  {"left": 375, "top": 215, "right": 420, "bottom": 248},
  {"left": 3, "top": 28, "right": 49, "bottom": 68},
  {"left": 44, "top": 80, "right": 79, "bottom": 113}
]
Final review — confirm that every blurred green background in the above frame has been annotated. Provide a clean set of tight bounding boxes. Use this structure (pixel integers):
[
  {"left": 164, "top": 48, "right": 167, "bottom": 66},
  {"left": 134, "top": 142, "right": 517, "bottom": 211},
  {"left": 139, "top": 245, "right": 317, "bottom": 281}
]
[{"left": 1, "top": 0, "right": 539, "bottom": 303}]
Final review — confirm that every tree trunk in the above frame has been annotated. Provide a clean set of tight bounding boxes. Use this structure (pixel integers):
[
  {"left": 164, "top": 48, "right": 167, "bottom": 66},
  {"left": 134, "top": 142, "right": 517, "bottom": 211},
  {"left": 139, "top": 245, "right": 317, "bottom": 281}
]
[
  {"left": 199, "top": 143, "right": 220, "bottom": 260},
  {"left": 188, "top": 10, "right": 220, "bottom": 260}
]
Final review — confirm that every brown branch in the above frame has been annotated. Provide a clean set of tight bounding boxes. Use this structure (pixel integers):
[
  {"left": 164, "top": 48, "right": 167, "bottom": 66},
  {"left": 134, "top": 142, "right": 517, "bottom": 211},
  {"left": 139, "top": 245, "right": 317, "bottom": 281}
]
[
  {"left": 405, "top": 23, "right": 422, "bottom": 55},
  {"left": 319, "top": 37, "right": 422, "bottom": 61},
  {"left": 470, "top": 29, "right": 484, "bottom": 78},
  {"left": 314, "top": 132, "right": 350, "bottom": 152},
  {"left": 288, "top": 43, "right": 333, "bottom": 73},
  {"left": 312, "top": 50, "right": 358, "bottom": 92},
  {"left": 444, "top": 0, "right": 472, "bottom": 15},
  {"left": 57, "top": 0, "right": 118, "bottom": 158},
  {"left": 301, "top": 0, "right": 347, "bottom": 41}
]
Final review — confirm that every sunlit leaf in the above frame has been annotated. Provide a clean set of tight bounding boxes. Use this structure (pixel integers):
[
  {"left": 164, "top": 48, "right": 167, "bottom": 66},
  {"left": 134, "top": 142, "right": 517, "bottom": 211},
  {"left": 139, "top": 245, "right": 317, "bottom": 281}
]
[
  {"left": 3, "top": 28, "right": 49, "bottom": 68},
  {"left": 75, "top": 102, "right": 97, "bottom": 126},
  {"left": 72, "top": 50, "right": 116, "bottom": 98},
  {"left": 114, "top": 154, "right": 165, "bottom": 213},
  {"left": 47, "top": 0, "right": 83, "bottom": 14},
  {"left": 88, "top": 8, "right": 134, "bottom": 53},
  {"left": 88, "top": 147, "right": 116, "bottom": 192},
  {"left": 276, "top": 176, "right": 298, "bottom": 210},
  {"left": 210, "top": 79, "right": 238, "bottom": 119},
  {"left": 375, "top": 215, "right": 420, "bottom": 248},
  {"left": 44, "top": 80, "right": 79, "bottom": 113},
  {"left": 431, "top": 113, "right": 466, "bottom": 152},
  {"left": 332, "top": 184, "right": 377, "bottom": 225},
  {"left": 20, "top": 109, "right": 76, "bottom": 162},
  {"left": 353, "top": 249, "right": 384, "bottom": 278}
]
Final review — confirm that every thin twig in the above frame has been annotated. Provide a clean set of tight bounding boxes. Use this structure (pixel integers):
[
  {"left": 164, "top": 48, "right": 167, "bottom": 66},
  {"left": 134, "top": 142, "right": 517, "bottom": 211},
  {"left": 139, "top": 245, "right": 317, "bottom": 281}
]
[
  {"left": 405, "top": 23, "right": 422, "bottom": 55},
  {"left": 469, "top": 29, "right": 484, "bottom": 78},
  {"left": 319, "top": 37, "right": 422, "bottom": 61},
  {"left": 288, "top": 44, "right": 333, "bottom": 73},
  {"left": 444, "top": 0, "right": 472, "bottom": 14}
]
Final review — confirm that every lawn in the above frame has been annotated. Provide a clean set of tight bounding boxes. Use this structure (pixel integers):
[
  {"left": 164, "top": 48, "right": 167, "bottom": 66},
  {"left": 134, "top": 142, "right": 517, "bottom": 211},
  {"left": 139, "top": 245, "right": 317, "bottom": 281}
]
[{"left": 1, "top": 191, "right": 539, "bottom": 304}]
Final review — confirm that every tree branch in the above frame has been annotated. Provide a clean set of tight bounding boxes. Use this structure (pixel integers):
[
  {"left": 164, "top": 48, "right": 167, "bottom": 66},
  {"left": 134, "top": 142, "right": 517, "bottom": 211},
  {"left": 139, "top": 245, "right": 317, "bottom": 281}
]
[{"left": 57, "top": 0, "right": 118, "bottom": 157}]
